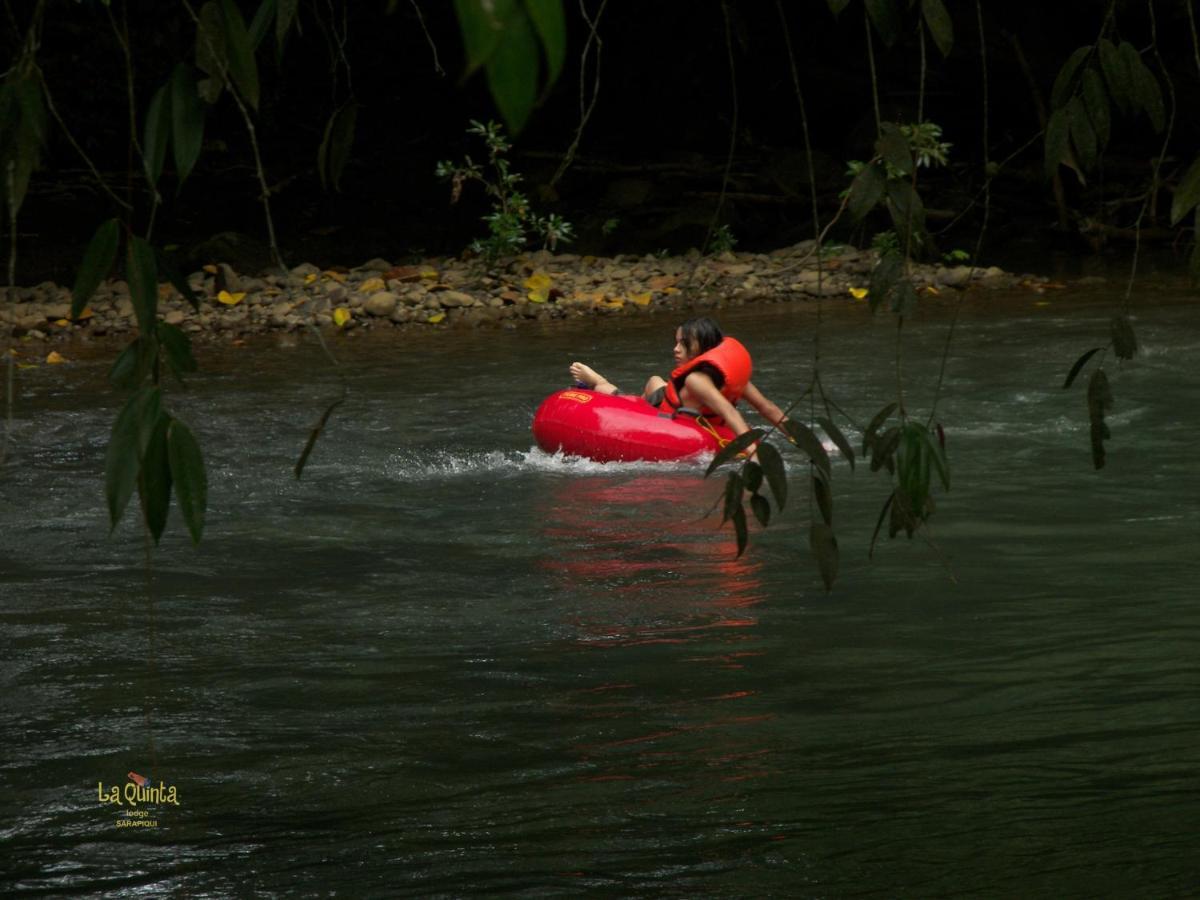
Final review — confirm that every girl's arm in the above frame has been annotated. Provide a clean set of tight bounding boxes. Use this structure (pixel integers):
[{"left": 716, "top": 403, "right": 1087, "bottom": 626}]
[
  {"left": 683, "top": 372, "right": 753, "bottom": 437},
  {"left": 741, "top": 381, "right": 787, "bottom": 427}
]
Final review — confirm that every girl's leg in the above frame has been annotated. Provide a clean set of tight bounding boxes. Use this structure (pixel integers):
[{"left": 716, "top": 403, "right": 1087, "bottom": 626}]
[{"left": 642, "top": 375, "right": 667, "bottom": 405}]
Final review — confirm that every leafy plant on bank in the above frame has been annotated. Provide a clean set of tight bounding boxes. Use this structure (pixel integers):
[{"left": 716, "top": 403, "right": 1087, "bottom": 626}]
[{"left": 436, "top": 119, "right": 574, "bottom": 261}]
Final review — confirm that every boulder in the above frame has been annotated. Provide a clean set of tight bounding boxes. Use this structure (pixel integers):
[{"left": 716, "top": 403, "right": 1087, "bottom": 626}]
[{"left": 364, "top": 291, "right": 399, "bottom": 317}]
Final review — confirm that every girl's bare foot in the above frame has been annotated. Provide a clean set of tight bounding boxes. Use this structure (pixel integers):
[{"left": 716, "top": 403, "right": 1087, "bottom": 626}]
[
  {"left": 568, "top": 362, "right": 618, "bottom": 394},
  {"left": 569, "top": 362, "right": 603, "bottom": 387}
]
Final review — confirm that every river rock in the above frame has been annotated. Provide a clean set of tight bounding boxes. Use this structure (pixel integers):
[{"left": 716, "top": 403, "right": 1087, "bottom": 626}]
[
  {"left": 365, "top": 291, "right": 399, "bottom": 316},
  {"left": 290, "top": 262, "right": 320, "bottom": 278},
  {"left": 164, "top": 310, "right": 185, "bottom": 325},
  {"left": 438, "top": 290, "right": 475, "bottom": 308},
  {"left": 355, "top": 257, "right": 393, "bottom": 273},
  {"left": 936, "top": 265, "right": 973, "bottom": 287}
]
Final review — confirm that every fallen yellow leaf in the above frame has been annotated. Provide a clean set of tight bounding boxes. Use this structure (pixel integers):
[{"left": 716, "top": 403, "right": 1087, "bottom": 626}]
[
  {"left": 924, "top": 285, "right": 941, "bottom": 295},
  {"left": 54, "top": 318, "right": 70, "bottom": 327},
  {"left": 524, "top": 271, "right": 553, "bottom": 303},
  {"left": 420, "top": 268, "right": 439, "bottom": 280},
  {"left": 77, "top": 307, "right": 94, "bottom": 320},
  {"left": 304, "top": 273, "right": 319, "bottom": 284},
  {"left": 16, "top": 362, "right": 37, "bottom": 369},
  {"left": 202, "top": 264, "right": 218, "bottom": 275},
  {"left": 46, "top": 351, "right": 67, "bottom": 364},
  {"left": 217, "top": 290, "right": 246, "bottom": 306},
  {"left": 849, "top": 287, "right": 868, "bottom": 300},
  {"left": 359, "top": 277, "right": 386, "bottom": 293},
  {"left": 323, "top": 270, "right": 347, "bottom": 283},
  {"left": 663, "top": 287, "right": 680, "bottom": 295},
  {"left": 1034, "top": 301, "right": 1051, "bottom": 307},
  {"left": 427, "top": 312, "right": 446, "bottom": 324},
  {"left": 630, "top": 292, "right": 652, "bottom": 306},
  {"left": 604, "top": 297, "right": 626, "bottom": 308},
  {"left": 332, "top": 307, "right": 351, "bottom": 327}
]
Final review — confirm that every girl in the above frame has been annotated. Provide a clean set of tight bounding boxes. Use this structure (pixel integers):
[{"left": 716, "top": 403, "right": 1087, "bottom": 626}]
[{"left": 568, "top": 317, "right": 788, "bottom": 442}]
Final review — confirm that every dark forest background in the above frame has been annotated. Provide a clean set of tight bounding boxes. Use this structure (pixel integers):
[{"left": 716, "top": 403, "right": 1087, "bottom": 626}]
[{"left": 9, "top": 0, "right": 1200, "bottom": 280}]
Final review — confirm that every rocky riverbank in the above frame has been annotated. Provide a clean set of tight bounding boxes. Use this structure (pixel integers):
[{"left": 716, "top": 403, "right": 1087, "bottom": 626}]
[{"left": 2, "top": 241, "right": 1052, "bottom": 349}]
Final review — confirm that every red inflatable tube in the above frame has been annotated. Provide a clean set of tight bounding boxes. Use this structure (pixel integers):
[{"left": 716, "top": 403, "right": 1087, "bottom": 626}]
[{"left": 531, "top": 389, "right": 736, "bottom": 462}]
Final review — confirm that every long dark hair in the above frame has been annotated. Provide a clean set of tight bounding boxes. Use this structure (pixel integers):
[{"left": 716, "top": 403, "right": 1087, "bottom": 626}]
[{"left": 678, "top": 316, "right": 723, "bottom": 355}]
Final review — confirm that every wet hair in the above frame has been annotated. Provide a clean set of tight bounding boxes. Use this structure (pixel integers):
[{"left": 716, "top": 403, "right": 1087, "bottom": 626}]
[{"left": 677, "top": 317, "right": 723, "bottom": 355}]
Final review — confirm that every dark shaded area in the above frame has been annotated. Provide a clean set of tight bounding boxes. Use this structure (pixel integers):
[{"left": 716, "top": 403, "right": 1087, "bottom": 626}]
[{"left": 9, "top": 0, "right": 1200, "bottom": 281}]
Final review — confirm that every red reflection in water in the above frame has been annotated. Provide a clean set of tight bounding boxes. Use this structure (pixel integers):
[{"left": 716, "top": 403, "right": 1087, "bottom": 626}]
[
  {"left": 537, "top": 473, "right": 779, "bottom": 787},
  {"left": 537, "top": 473, "right": 768, "bottom": 648}
]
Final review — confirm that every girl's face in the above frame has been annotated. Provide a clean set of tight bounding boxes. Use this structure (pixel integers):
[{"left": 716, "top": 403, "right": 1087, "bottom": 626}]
[{"left": 673, "top": 328, "right": 699, "bottom": 366}]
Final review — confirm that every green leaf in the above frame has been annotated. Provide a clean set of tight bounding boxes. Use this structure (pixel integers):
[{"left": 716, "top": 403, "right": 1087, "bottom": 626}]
[
  {"left": 195, "top": 1, "right": 228, "bottom": 103},
  {"left": 886, "top": 179, "right": 927, "bottom": 254},
  {"left": 277, "top": 0, "right": 299, "bottom": 48},
  {"left": 704, "top": 428, "right": 764, "bottom": 477},
  {"left": 1067, "top": 95, "right": 1096, "bottom": 173},
  {"left": 1192, "top": 210, "right": 1200, "bottom": 285},
  {"left": 750, "top": 493, "right": 771, "bottom": 528},
  {"left": 921, "top": 0, "right": 953, "bottom": 57},
  {"left": 869, "top": 252, "right": 904, "bottom": 314},
  {"left": 756, "top": 441, "right": 787, "bottom": 511},
  {"left": 1110, "top": 314, "right": 1137, "bottom": 360},
  {"left": 317, "top": 101, "right": 358, "bottom": 192},
  {"left": 1099, "top": 39, "right": 1131, "bottom": 115},
  {"left": 862, "top": 401, "right": 897, "bottom": 455},
  {"left": 71, "top": 218, "right": 120, "bottom": 317},
  {"left": 809, "top": 523, "right": 839, "bottom": 591},
  {"left": 890, "top": 279, "right": 919, "bottom": 317},
  {"left": 870, "top": 425, "right": 901, "bottom": 471},
  {"left": 108, "top": 336, "right": 157, "bottom": 390},
  {"left": 1044, "top": 106, "right": 1070, "bottom": 181},
  {"left": 294, "top": 394, "right": 345, "bottom": 479},
  {"left": 248, "top": 0, "right": 276, "bottom": 49},
  {"left": 454, "top": 0, "right": 516, "bottom": 75},
  {"left": 869, "top": 491, "right": 894, "bottom": 557},
  {"left": 848, "top": 162, "right": 886, "bottom": 221},
  {"left": 722, "top": 471, "right": 744, "bottom": 525},
  {"left": 878, "top": 123, "right": 913, "bottom": 176},
  {"left": 864, "top": 0, "right": 901, "bottom": 46},
  {"left": 126, "top": 236, "right": 159, "bottom": 334},
  {"left": 817, "top": 416, "right": 856, "bottom": 471},
  {"left": 157, "top": 322, "right": 198, "bottom": 381},
  {"left": 168, "top": 417, "right": 207, "bottom": 543},
  {"left": 1081, "top": 68, "right": 1110, "bottom": 153},
  {"left": 170, "top": 64, "right": 205, "bottom": 188},
  {"left": 741, "top": 459, "right": 763, "bottom": 494},
  {"left": 138, "top": 412, "right": 174, "bottom": 544},
  {"left": 143, "top": 82, "right": 171, "bottom": 188},
  {"left": 1170, "top": 155, "right": 1200, "bottom": 225},
  {"left": 155, "top": 246, "right": 201, "bottom": 312},
  {"left": 781, "top": 419, "right": 832, "bottom": 479},
  {"left": 1087, "top": 368, "right": 1113, "bottom": 470},
  {"left": 221, "top": 0, "right": 260, "bottom": 110},
  {"left": 1122, "top": 42, "right": 1164, "bottom": 133},
  {"left": 1051, "top": 46, "right": 1090, "bottom": 110},
  {"left": 524, "top": 0, "right": 566, "bottom": 88},
  {"left": 105, "top": 387, "right": 162, "bottom": 531},
  {"left": 485, "top": 5, "right": 539, "bottom": 134},
  {"left": 1063, "top": 346, "right": 1102, "bottom": 389},
  {"left": 826, "top": 0, "right": 852, "bottom": 16},
  {"left": 813, "top": 473, "right": 833, "bottom": 525},
  {"left": 919, "top": 424, "right": 950, "bottom": 490},
  {"left": 731, "top": 504, "right": 748, "bottom": 558}
]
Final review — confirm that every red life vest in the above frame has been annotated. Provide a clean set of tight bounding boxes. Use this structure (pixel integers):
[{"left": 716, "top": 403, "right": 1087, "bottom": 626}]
[{"left": 657, "top": 337, "right": 753, "bottom": 420}]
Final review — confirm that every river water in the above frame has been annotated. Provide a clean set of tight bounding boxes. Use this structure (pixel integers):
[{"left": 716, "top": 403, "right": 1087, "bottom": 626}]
[{"left": 2, "top": 287, "right": 1198, "bottom": 896}]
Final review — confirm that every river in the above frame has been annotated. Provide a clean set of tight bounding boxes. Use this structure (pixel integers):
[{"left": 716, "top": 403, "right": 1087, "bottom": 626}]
[{"left": 2, "top": 286, "right": 1197, "bottom": 896}]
